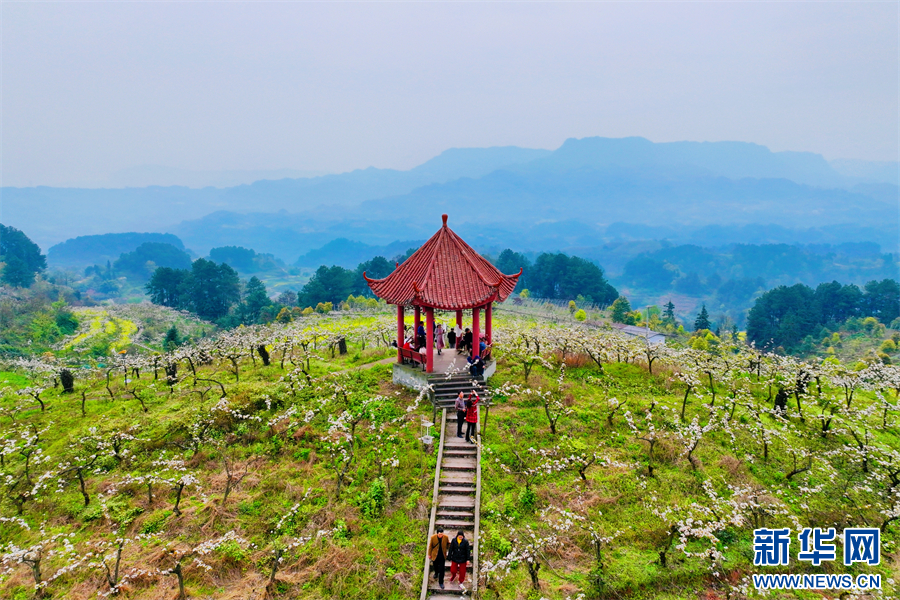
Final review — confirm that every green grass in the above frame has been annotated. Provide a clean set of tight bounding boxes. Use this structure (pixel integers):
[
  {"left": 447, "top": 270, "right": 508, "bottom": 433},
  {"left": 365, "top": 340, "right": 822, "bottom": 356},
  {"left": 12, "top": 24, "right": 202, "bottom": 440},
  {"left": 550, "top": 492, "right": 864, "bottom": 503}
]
[
  {"left": 0, "top": 313, "right": 898, "bottom": 599},
  {"left": 0, "top": 320, "right": 433, "bottom": 599},
  {"left": 476, "top": 353, "right": 899, "bottom": 599}
]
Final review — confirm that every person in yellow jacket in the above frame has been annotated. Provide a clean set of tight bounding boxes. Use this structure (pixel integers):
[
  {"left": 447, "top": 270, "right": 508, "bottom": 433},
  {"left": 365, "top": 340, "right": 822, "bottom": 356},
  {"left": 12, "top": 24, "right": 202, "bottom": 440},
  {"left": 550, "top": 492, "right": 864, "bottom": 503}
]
[{"left": 427, "top": 526, "right": 450, "bottom": 589}]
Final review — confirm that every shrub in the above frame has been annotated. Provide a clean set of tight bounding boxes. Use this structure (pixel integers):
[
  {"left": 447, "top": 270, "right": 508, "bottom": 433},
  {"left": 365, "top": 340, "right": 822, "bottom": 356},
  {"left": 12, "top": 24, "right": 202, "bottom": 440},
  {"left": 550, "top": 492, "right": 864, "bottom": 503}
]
[
  {"left": 488, "top": 530, "right": 512, "bottom": 558},
  {"left": 357, "top": 477, "right": 387, "bottom": 518},
  {"left": 332, "top": 519, "right": 350, "bottom": 541},
  {"left": 881, "top": 339, "right": 897, "bottom": 353},
  {"left": 238, "top": 499, "right": 263, "bottom": 516},
  {"left": 141, "top": 510, "right": 172, "bottom": 534},
  {"left": 690, "top": 336, "right": 709, "bottom": 351},
  {"left": 574, "top": 309, "right": 587, "bottom": 322},
  {"left": 218, "top": 539, "right": 249, "bottom": 563},
  {"left": 518, "top": 487, "right": 536, "bottom": 511}
]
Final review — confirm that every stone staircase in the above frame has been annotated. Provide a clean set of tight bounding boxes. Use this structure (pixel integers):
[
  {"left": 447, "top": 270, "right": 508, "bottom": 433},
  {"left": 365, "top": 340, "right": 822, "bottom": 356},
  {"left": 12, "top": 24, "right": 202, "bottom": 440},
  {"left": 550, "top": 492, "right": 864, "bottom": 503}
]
[
  {"left": 428, "top": 371, "right": 491, "bottom": 411},
  {"left": 420, "top": 409, "right": 481, "bottom": 600}
]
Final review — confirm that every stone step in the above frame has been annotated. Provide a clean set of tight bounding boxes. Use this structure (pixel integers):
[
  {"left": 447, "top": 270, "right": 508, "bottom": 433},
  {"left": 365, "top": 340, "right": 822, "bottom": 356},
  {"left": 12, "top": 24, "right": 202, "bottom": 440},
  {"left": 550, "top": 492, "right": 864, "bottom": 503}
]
[
  {"left": 443, "top": 444, "right": 478, "bottom": 452},
  {"left": 435, "top": 400, "right": 491, "bottom": 407},
  {"left": 438, "top": 495, "right": 476, "bottom": 508},
  {"left": 438, "top": 484, "right": 475, "bottom": 494},
  {"left": 427, "top": 581, "right": 472, "bottom": 593},
  {"left": 428, "top": 564, "right": 473, "bottom": 575},
  {"left": 435, "top": 519, "right": 475, "bottom": 529},
  {"left": 436, "top": 509, "right": 474, "bottom": 518},
  {"left": 432, "top": 386, "right": 488, "bottom": 395},
  {"left": 430, "top": 384, "right": 484, "bottom": 391},
  {"left": 443, "top": 451, "right": 476, "bottom": 459},
  {"left": 438, "top": 481, "right": 475, "bottom": 491},
  {"left": 442, "top": 439, "right": 475, "bottom": 447},
  {"left": 442, "top": 433, "right": 475, "bottom": 439},
  {"left": 441, "top": 458, "right": 477, "bottom": 471},
  {"left": 444, "top": 438, "right": 477, "bottom": 446},
  {"left": 427, "top": 373, "right": 484, "bottom": 381},
  {"left": 439, "top": 488, "right": 475, "bottom": 498},
  {"left": 432, "top": 389, "right": 488, "bottom": 396},
  {"left": 439, "top": 474, "right": 475, "bottom": 485},
  {"left": 435, "top": 398, "right": 491, "bottom": 404},
  {"left": 435, "top": 398, "right": 491, "bottom": 405}
]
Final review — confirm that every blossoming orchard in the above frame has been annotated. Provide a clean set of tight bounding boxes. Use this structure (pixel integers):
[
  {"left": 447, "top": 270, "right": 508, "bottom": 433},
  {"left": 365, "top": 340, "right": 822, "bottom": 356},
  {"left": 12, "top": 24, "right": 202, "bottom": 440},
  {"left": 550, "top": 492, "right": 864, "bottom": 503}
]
[{"left": 0, "top": 298, "right": 898, "bottom": 598}]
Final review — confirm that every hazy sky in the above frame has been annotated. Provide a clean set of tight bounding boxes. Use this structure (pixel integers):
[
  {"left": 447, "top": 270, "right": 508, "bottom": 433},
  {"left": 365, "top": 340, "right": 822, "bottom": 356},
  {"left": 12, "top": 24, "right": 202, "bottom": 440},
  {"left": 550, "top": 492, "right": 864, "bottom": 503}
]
[{"left": 2, "top": 2, "right": 897, "bottom": 188}]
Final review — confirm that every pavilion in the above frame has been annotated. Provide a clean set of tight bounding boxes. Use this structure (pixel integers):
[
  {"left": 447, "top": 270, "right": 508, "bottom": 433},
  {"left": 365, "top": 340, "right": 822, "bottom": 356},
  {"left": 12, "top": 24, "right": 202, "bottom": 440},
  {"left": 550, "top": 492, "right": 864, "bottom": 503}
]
[{"left": 364, "top": 214, "right": 521, "bottom": 374}]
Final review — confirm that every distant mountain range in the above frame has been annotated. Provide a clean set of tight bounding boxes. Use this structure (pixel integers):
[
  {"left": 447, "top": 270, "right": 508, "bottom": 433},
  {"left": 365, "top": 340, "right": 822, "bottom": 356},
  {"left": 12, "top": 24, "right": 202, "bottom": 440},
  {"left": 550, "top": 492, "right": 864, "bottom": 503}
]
[{"left": 3, "top": 137, "right": 896, "bottom": 261}]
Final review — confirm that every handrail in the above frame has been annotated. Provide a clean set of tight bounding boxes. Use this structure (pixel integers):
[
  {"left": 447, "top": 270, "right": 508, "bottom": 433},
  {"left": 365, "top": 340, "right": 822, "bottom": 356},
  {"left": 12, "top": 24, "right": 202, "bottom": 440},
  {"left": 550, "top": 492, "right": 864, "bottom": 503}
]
[
  {"left": 419, "top": 408, "right": 447, "bottom": 600},
  {"left": 473, "top": 422, "right": 483, "bottom": 593}
]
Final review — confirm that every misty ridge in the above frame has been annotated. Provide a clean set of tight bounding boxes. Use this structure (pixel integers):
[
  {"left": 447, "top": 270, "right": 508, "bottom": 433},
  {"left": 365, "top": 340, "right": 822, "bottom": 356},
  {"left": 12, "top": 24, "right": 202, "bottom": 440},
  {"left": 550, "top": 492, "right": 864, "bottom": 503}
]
[{"left": 3, "top": 136, "right": 897, "bottom": 261}]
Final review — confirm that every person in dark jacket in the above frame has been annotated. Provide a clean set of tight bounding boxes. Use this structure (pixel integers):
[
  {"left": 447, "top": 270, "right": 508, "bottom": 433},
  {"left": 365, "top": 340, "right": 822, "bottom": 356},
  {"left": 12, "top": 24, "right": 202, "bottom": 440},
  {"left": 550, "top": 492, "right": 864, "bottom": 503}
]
[
  {"left": 428, "top": 526, "right": 449, "bottom": 589},
  {"left": 454, "top": 391, "right": 466, "bottom": 438},
  {"left": 460, "top": 328, "right": 473, "bottom": 354},
  {"left": 447, "top": 326, "right": 457, "bottom": 351},
  {"left": 448, "top": 531, "right": 471, "bottom": 584},
  {"left": 417, "top": 321, "right": 426, "bottom": 350},
  {"left": 464, "top": 392, "right": 480, "bottom": 443}
]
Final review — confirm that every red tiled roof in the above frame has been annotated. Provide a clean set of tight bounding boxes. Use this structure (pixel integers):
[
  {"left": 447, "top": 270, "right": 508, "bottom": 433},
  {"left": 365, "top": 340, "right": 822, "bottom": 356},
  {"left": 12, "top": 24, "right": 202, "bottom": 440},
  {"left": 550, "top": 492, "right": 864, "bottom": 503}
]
[{"left": 364, "top": 214, "right": 522, "bottom": 310}]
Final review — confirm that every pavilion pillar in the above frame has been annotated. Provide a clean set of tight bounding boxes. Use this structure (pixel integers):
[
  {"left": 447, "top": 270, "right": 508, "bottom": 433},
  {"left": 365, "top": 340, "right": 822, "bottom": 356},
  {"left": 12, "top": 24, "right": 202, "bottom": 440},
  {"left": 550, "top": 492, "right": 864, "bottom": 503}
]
[
  {"left": 486, "top": 302, "right": 493, "bottom": 345},
  {"left": 472, "top": 306, "right": 480, "bottom": 359},
  {"left": 455, "top": 310, "right": 463, "bottom": 329},
  {"left": 396, "top": 305, "right": 404, "bottom": 363},
  {"left": 426, "top": 307, "right": 435, "bottom": 373}
]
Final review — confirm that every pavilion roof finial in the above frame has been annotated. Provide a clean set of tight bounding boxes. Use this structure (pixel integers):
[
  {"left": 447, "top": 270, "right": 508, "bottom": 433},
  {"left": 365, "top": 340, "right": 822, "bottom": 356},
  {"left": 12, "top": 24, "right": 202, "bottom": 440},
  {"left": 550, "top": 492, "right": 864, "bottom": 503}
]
[{"left": 442, "top": 214, "right": 448, "bottom": 227}]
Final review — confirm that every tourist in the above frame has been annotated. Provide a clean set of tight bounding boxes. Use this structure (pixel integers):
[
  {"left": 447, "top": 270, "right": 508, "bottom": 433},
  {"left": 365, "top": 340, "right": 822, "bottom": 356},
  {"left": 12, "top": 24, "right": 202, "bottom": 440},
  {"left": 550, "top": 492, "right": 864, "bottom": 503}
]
[
  {"left": 435, "top": 322, "right": 445, "bottom": 355},
  {"left": 461, "top": 328, "right": 473, "bottom": 354},
  {"left": 468, "top": 355, "right": 484, "bottom": 377},
  {"left": 448, "top": 531, "right": 471, "bottom": 585},
  {"left": 464, "top": 392, "right": 480, "bottom": 443},
  {"left": 417, "top": 321, "right": 426, "bottom": 349},
  {"left": 428, "top": 525, "right": 449, "bottom": 589},
  {"left": 479, "top": 336, "right": 487, "bottom": 355},
  {"left": 454, "top": 391, "right": 466, "bottom": 438},
  {"left": 453, "top": 323, "right": 463, "bottom": 349},
  {"left": 447, "top": 325, "right": 457, "bottom": 351}
]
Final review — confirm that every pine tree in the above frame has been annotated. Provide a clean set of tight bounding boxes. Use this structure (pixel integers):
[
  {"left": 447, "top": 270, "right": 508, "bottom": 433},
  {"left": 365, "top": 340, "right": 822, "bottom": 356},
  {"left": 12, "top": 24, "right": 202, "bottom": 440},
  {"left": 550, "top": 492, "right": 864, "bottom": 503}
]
[
  {"left": 241, "top": 276, "right": 271, "bottom": 324},
  {"left": 694, "top": 304, "right": 711, "bottom": 331},
  {"left": 164, "top": 325, "right": 181, "bottom": 351},
  {"left": 663, "top": 301, "right": 675, "bottom": 322}
]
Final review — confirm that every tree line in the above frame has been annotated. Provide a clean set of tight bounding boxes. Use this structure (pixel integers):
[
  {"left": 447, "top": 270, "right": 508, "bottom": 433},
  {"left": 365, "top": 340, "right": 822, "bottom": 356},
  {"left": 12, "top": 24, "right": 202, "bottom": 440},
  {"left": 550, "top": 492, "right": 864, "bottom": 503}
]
[{"left": 746, "top": 279, "right": 899, "bottom": 353}]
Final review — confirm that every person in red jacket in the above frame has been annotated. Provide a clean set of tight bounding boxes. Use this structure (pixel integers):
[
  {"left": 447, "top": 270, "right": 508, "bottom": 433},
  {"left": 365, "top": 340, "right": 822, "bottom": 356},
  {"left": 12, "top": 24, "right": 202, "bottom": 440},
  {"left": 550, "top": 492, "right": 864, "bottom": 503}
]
[{"left": 464, "top": 392, "right": 479, "bottom": 443}]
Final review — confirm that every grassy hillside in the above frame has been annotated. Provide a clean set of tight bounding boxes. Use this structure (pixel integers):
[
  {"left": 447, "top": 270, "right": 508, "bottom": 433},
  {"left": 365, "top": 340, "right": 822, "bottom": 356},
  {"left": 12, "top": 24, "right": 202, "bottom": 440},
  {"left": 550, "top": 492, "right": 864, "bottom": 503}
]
[{"left": 0, "top": 311, "right": 898, "bottom": 599}]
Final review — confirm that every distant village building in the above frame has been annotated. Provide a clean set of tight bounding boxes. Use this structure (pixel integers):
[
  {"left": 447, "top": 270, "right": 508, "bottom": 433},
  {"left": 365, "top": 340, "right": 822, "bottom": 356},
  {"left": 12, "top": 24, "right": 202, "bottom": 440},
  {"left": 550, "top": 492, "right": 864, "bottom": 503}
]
[{"left": 610, "top": 323, "right": 667, "bottom": 346}]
